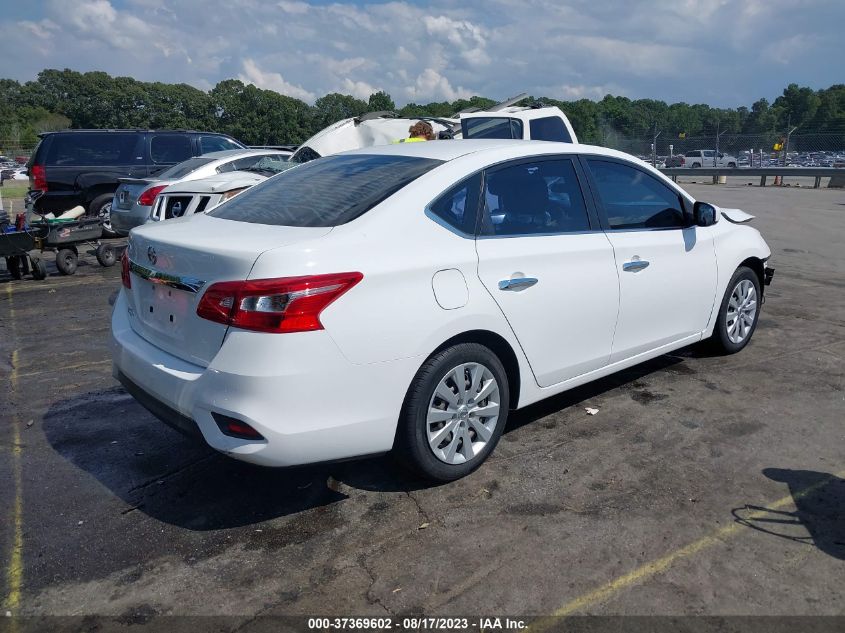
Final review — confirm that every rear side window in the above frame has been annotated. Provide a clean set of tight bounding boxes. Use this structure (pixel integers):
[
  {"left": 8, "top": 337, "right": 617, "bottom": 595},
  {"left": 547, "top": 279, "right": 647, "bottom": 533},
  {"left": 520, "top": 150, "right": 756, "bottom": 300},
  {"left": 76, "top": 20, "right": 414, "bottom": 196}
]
[
  {"left": 45, "top": 133, "right": 141, "bottom": 166},
  {"left": 427, "top": 173, "right": 481, "bottom": 235},
  {"left": 480, "top": 159, "right": 590, "bottom": 236},
  {"left": 528, "top": 117, "right": 572, "bottom": 142},
  {"left": 586, "top": 159, "right": 686, "bottom": 230},
  {"left": 462, "top": 117, "right": 523, "bottom": 140},
  {"left": 150, "top": 135, "right": 192, "bottom": 164},
  {"left": 684, "top": 151, "right": 700, "bottom": 158},
  {"left": 209, "top": 154, "right": 442, "bottom": 227},
  {"left": 157, "top": 157, "right": 215, "bottom": 179},
  {"left": 200, "top": 135, "right": 243, "bottom": 153}
]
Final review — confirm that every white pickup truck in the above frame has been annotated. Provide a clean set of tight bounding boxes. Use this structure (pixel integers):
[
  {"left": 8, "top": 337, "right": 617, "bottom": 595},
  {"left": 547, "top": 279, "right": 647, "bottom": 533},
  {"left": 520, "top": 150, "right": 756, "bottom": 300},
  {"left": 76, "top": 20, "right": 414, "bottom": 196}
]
[
  {"left": 289, "top": 96, "right": 579, "bottom": 163},
  {"left": 668, "top": 150, "right": 738, "bottom": 168}
]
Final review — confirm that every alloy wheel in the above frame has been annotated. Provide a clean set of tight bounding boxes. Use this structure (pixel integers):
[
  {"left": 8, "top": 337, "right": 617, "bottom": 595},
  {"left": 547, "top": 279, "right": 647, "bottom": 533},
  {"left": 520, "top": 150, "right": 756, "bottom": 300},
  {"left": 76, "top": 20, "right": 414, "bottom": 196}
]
[
  {"left": 726, "top": 279, "right": 757, "bottom": 344},
  {"left": 426, "top": 363, "right": 501, "bottom": 465}
]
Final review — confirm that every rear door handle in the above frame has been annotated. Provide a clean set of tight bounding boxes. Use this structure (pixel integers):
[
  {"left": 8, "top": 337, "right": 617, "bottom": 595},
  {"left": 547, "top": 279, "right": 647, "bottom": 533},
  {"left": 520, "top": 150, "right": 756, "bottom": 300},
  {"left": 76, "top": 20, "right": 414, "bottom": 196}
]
[
  {"left": 498, "top": 277, "right": 538, "bottom": 291},
  {"left": 622, "top": 259, "right": 650, "bottom": 272}
]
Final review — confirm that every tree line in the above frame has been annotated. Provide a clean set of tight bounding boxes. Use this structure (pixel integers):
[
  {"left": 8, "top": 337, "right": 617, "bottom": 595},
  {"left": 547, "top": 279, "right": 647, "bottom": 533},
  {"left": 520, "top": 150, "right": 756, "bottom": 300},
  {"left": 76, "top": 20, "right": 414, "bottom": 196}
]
[{"left": 1, "top": 69, "right": 843, "bottom": 149}]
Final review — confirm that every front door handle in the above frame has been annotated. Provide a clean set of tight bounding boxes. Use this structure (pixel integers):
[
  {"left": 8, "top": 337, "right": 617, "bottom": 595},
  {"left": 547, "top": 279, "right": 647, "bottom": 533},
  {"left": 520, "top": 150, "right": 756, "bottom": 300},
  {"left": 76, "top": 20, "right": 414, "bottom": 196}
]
[
  {"left": 498, "top": 277, "right": 538, "bottom": 291},
  {"left": 622, "top": 258, "right": 650, "bottom": 272}
]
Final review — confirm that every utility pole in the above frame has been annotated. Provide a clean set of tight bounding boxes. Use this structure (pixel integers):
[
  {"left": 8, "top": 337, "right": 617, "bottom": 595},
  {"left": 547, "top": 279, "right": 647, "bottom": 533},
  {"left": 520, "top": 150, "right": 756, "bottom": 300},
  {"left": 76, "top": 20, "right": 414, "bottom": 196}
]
[{"left": 652, "top": 122, "right": 661, "bottom": 167}]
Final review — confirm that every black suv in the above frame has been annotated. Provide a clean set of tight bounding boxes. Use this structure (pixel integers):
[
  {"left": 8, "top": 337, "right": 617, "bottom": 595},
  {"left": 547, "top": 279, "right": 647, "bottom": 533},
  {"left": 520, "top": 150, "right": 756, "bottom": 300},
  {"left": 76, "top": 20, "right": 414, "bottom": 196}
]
[{"left": 27, "top": 130, "right": 245, "bottom": 232}]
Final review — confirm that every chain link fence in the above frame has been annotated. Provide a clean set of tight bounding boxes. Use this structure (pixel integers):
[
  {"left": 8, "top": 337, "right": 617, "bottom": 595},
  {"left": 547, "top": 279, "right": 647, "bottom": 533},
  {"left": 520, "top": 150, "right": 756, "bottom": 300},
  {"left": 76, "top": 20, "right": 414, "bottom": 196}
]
[{"left": 602, "top": 131, "right": 845, "bottom": 167}]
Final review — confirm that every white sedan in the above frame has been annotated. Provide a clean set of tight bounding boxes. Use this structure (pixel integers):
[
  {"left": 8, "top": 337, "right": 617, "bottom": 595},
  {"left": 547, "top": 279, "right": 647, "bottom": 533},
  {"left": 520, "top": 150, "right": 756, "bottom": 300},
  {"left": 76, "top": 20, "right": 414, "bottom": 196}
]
[{"left": 112, "top": 140, "right": 773, "bottom": 481}]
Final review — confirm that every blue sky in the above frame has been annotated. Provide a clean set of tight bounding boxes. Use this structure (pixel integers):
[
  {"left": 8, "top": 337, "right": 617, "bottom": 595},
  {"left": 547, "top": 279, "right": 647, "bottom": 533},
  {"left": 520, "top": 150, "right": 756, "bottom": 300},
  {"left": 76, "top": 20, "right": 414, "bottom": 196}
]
[{"left": 0, "top": 0, "right": 841, "bottom": 107}]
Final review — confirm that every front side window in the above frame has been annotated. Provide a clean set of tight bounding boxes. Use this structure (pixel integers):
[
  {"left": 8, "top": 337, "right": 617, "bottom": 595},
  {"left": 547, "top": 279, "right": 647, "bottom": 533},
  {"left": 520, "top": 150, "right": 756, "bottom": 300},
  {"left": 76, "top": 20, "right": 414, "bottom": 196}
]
[
  {"left": 150, "top": 135, "right": 192, "bottom": 164},
  {"left": 480, "top": 159, "right": 591, "bottom": 236},
  {"left": 209, "top": 154, "right": 442, "bottom": 227},
  {"left": 427, "top": 174, "right": 481, "bottom": 235},
  {"left": 586, "top": 159, "right": 686, "bottom": 230},
  {"left": 528, "top": 116, "right": 572, "bottom": 142},
  {"left": 462, "top": 117, "right": 523, "bottom": 140}
]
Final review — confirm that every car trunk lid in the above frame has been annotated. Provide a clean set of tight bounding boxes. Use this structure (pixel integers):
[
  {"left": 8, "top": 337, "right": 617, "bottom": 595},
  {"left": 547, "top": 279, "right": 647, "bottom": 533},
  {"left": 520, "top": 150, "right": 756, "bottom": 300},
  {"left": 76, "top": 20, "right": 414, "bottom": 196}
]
[{"left": 125, "top": 215, "right": 331, "bottom": 366}]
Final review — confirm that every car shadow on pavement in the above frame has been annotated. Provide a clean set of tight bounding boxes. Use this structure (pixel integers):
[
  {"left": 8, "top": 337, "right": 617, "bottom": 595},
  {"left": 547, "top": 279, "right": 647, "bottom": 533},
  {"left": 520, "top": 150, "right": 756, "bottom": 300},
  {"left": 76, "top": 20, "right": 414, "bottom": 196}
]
[
  {"left": 41, "top": 351, "right": 694, "bottom": 531},
  {"left": 505, "top": 353, "right": 684, "bottom": 432},
  {"left": 731, "top": 468, "right": 845, "bottom": 560},
  {"left": 40, "top": 387, "right": 432, "bottom": 531}
]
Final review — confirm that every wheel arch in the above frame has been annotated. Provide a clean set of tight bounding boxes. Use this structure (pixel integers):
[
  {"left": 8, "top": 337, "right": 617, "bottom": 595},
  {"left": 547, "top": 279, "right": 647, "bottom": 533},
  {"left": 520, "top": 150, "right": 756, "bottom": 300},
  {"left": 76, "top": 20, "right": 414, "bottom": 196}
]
[
  {"left": 738, "top": 256, "right": 765, "bottom": 294},
  {"left": 428, "top": 329, "right": 522, "bottom": 409}
]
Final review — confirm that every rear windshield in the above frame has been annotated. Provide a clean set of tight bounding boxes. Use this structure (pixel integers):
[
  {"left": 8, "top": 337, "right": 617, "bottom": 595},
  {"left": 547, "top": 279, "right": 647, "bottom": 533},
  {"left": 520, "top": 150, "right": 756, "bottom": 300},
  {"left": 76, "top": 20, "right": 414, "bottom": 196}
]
[
  {"left": 462, "top": 117, "right": 523, "bottom": 140},
  {"left": 209, "top": 154, "right": 442, "bottom": 227},
  {"left": 157, "top": 157, "right": 215, "bottom": 179},
  {"left": 44, "top": 133, "right": 140, "bottom": 166}
]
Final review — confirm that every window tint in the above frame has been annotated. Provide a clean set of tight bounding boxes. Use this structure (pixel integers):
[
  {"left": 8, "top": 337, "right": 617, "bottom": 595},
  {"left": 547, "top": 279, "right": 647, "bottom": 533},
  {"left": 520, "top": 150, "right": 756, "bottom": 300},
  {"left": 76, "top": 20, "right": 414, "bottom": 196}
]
[
  {"left": 200, "top": 135, "right": 242, "bottom": 153},
  {"left": 480, "top": 159, "right": 590, "bottom": 236},
  {"left": 703, "top": 150, "right": 715, "bottom": 158},
  {"left": 209, "top": 154, "right": 442, "bottom": 227},
  {"left": 586, "top": 159, "right": 686, "bottom": 230},
  {"left": 157, "top": 157, "right": 215, "bottom": 179},
  {"left": 150, "top": 135, "right": 192, "bottom": 164},
  {"left": 529, "top": 116, "right": 572, "bottom": 142},
  {"left": 684, "top": 151, "right": 700, "bottom": 158},
  {"left": 45, "top": 133, "right": 140, "bottom": 166},
  {"left": 461, "top": 117, "right": 523, "bottom": 140},
  {"left": 428, "top": 174, "right": 481, "bottom": 235}
]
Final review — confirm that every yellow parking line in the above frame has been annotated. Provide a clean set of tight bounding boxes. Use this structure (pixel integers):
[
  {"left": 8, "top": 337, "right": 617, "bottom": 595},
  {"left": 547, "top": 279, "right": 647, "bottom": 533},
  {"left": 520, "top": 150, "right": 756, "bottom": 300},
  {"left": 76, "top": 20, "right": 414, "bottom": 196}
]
[
  {"left": 3, "top": 284, "right": 23, "bottom": 615},
  {"left": 529, "top": 469, "right": 845, "bottom": 628}
]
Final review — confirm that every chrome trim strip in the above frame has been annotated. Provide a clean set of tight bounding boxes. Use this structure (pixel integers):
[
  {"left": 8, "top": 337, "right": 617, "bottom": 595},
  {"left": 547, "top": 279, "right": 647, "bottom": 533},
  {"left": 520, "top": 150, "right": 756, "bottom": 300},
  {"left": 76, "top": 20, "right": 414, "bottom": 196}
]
[{"left": 128, "top": 260, "right": 206, "bottom": 293}]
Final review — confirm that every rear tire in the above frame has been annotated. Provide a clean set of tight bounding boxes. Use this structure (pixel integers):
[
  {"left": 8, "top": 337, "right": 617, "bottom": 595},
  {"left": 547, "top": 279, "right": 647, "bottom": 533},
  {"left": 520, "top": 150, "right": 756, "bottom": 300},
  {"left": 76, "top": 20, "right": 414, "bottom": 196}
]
[
  {"left": 88, "top": 193, "right": 117, "bottom": 237},
  {"left": 710, "top": 266, "right": 761, "bottom": 354},
  {"left": 395, "top": 343, "right": 509, "bottom": 482},
  {"left": 55, "top": 248, "right": 78, "bottom": 275}
]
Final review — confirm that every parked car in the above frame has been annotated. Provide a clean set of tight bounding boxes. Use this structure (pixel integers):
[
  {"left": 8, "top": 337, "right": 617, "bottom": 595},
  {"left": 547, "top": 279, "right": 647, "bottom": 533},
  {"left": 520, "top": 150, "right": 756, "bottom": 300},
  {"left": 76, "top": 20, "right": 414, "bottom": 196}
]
[
  {"left": 110, "top": 149, "right": 292, "bottom": 236},
  {"left": 668, "top": 150, "right": 738, "bottom": 168},
  {"left": 147, "top": 163, "right": 295, "bottom": 225},
  {"left": 112, "top": 140, "right": 773, "bottom": 482},
  {"left": 25, "top": 129, "right": 246, "bottom": 233}
]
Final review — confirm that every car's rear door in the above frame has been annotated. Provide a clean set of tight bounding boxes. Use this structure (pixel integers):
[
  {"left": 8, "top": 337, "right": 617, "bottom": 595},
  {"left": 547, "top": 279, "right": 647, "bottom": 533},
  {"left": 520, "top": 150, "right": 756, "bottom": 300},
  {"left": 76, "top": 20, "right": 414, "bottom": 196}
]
[
  {"left": 475, "top": 156, "right": 619, "bottom": 387},
  {"left": 582, "top": 157, "right": 717, "bottom": 363}
]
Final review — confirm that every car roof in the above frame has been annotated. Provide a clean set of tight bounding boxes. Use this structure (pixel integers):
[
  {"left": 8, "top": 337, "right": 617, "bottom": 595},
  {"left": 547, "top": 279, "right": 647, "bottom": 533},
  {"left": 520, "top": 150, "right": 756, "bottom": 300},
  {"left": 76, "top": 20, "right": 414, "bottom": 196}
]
[{"left": 338, "top": 139, "right": 645, "bottom": 163}]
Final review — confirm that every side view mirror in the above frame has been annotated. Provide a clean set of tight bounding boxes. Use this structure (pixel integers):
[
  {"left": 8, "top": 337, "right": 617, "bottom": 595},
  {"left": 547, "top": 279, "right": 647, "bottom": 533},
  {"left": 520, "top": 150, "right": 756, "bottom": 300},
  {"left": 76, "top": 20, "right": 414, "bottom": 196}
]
[{"left": 693, "top": 201, "right": 718, "bottom": 227}]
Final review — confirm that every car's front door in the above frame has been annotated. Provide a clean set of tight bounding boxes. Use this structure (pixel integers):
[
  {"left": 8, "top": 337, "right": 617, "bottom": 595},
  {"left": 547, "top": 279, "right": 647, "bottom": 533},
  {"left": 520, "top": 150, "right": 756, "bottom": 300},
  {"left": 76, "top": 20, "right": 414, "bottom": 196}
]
[
  {"left": 475, "top": 157, "right": 619, "bottom": 387},
  {"left": 582, "top": 157, "right": 717, "bottom": 363}
]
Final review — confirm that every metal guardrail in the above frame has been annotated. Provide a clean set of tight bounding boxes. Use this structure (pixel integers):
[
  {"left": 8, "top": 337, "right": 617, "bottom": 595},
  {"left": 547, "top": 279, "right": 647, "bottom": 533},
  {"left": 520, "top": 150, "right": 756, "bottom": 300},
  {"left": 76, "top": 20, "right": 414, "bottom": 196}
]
[{"left": 659, "top": 166, "right": 845, "bottom": 188}]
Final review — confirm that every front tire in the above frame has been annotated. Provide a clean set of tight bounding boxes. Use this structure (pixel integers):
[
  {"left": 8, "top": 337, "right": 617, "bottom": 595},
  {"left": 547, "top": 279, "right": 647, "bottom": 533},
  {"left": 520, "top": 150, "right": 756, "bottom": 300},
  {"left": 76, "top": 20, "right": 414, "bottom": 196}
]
[
  {"left": 395, "top": 343, "right": 509, "bottom": 482},
  {"left": 711, "top": 266, "right": 761, "bottom": 354}
]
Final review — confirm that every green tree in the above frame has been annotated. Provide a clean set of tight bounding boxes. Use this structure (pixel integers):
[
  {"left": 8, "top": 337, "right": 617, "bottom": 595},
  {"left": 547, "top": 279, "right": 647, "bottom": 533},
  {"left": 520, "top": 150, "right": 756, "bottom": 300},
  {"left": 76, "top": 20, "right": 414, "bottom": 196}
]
[{"left": 367, "top": 91, "right": 395, "bottom": 113}]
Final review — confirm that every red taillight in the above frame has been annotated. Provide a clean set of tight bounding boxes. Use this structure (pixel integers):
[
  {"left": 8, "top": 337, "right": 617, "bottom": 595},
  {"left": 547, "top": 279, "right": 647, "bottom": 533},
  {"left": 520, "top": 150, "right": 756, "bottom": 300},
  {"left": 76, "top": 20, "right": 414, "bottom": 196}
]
[
  {"left": 121, "top": 251, "right": 131, "bottom": 289},
  {"left": 196, "top": 272, "right": 363, "bottom": 333},
  {"left": 212, "top": 413, "right": 265, "bottom": 440},
  {"left": 137, "top": 185, "right": 166, "bottom": 206},
  {"left": 31, "top": 164, "right": 47, "bottom": 191},
  {"left": 679, "top": 157, "right": 685, "bottom": 166}
]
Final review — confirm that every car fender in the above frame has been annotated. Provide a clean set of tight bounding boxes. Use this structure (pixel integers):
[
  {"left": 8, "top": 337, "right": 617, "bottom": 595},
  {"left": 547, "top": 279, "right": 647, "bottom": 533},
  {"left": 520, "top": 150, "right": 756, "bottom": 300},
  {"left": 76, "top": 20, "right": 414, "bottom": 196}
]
[{"left": 704, "top": 222, "right": 771, "bottom": 337}]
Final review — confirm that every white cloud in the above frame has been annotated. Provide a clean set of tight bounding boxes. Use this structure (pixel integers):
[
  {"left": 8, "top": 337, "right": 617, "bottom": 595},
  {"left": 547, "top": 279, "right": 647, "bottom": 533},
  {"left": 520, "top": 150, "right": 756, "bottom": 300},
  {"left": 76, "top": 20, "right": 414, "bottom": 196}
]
[
  {"left": 0, "top": 0, "right": 841, "bottom": 108},
  {"left": 238, "top": 58, "right": 316, "bottom": 102},
  {"left": 405, "top": 68, "right": 472, "bottom": 102}
]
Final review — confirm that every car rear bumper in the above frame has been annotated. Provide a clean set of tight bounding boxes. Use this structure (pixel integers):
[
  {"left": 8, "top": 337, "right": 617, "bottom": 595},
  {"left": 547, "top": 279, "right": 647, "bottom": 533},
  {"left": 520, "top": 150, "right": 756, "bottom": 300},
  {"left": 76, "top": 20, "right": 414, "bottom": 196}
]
[
  {"left": 110, "top": 205, "right": 151, "bottom": 236},
  {"left": 111, "top": 291, "right": 416, "bottom": 467}
]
